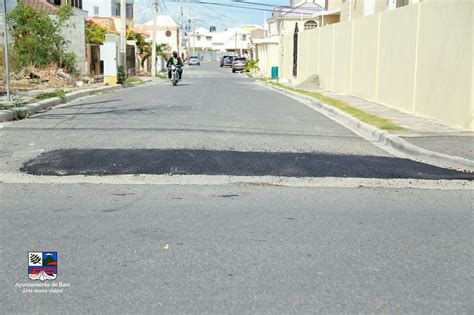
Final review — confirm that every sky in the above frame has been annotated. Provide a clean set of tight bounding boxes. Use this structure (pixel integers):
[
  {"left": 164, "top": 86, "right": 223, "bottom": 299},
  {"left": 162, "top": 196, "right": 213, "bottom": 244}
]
[{"left": 134, "top": 0, "right": 290, "bottom": 31}]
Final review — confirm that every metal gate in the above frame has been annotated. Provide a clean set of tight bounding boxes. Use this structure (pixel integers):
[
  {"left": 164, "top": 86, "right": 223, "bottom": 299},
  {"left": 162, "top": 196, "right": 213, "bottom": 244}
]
[
  {"left": 293, "top": 23, "right": 299, "bottom": 77},
  {"left": 126, "top": 45, "right": 136, "bottom": 76}
]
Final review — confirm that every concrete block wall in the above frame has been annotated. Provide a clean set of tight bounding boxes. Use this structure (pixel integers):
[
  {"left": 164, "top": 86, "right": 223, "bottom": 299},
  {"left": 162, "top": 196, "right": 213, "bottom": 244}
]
[
  {"left": 278, "top": 2, "right": 473, "bottom": 131},
  {"left": 60, "top": 15, "right": 87, "bottom": 74}
]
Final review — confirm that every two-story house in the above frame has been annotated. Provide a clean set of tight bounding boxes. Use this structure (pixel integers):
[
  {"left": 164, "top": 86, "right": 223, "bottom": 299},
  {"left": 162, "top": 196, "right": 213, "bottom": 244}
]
[{"left": 82, "top": 0, "right": 134, "bottom": 19}]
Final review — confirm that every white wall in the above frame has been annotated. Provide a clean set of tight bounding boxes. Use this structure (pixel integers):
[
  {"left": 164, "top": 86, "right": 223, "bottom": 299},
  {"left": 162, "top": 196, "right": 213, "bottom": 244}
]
[
  {"left": 82, "top": 0, "right": 134, "bottom": 17},
  {"left": 82, "top": 0, "right": 112, "bottom": 17},
  {"left": 256, "top": 42, "right": 279, "bottom": 77}
]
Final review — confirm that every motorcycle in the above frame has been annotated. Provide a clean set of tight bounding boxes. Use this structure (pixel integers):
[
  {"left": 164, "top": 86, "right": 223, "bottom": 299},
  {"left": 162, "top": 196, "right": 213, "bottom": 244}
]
[{"left": 169, "top": 64, "right": 181, "bottom": 86}]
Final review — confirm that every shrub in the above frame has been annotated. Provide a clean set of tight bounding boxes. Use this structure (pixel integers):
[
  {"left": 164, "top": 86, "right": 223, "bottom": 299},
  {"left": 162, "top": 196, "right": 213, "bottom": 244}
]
[
  {"left": 244, "top": 59, "right": 260, "bottom": 73},
  {"left": 7, "top": 2, "right": 74, "bottom": 71},
  {"left": 117, "top": 66, "right": 126, "bottom": 84}
]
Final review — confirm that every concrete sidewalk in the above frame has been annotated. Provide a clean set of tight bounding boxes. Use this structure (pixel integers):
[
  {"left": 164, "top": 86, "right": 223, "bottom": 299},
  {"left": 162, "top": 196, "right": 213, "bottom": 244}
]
[
  {"left": 259, "top": 80, "right": 473, "bottom": 171},
  {"left": 320, "top": 91, "right": 474, "bottom": 161}
]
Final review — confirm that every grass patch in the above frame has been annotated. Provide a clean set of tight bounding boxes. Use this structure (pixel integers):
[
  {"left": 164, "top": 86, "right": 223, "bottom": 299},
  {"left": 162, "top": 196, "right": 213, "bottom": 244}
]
[
  {"left": 267, "top": 81, "right": 406, "bottom": 131},
  {"left": 156, "top": 72, "right": 168, "bottom": 79},
  {"left": 125, "top": 76, "right": 142, "bottom": 84},
  {"left": 0, "top": 103, "right": 18, "bottom": 110},
  {"left": 36, "top": 90, "right": 66, "bottom": 100}
]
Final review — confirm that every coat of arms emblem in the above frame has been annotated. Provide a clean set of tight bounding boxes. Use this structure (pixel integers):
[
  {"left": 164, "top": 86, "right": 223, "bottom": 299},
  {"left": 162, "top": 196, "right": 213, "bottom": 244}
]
[{"left": 28, "top": 252, "right": 57, "bottom": 281}]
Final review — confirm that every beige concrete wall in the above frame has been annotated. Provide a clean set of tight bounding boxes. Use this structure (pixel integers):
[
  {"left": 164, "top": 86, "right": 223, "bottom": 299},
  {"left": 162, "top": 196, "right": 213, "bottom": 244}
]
[
  {"left": 351, "top": 13, "right": 379, "bottom": 100},
  {"left": 472, "top": 3, "right": 474, "bottom": 131},
  {"left": 318, "top": 25, "right": 335, "bottom": 90},
  {"left": 296, "top": 29, "right": 320, "bottom": 85},
  {"left": 280, "top": 34, "right": 294, "bottom": 82},
  {"left": 341, "top": 0, "right": 389, "bottom": 21},
  {"left": 256, "top": 43, "right": 280, "bottom": 78},
  {"left": 306, "top": 28, "right": 320, "bottom": 83},
  {"left": 274, "top": 1, "right": 473, "bottom": 130},
  {"left": 377, "top": 4, "right": 418, "bottom": 112},
  {"left": 414, "top": 1, "right": 473, "bottom": 129},
  {"left": 332, "top": 20, "right": 352, "bottom": 93},
  {"left": 327, "top": 0, "right": 343, "bottom": 11}
]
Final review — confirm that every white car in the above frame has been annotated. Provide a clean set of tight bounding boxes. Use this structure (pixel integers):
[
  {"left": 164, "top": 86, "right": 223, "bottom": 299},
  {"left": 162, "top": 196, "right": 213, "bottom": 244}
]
[{"left": 188, "top": 56, "right": 201, "bottom": 66}]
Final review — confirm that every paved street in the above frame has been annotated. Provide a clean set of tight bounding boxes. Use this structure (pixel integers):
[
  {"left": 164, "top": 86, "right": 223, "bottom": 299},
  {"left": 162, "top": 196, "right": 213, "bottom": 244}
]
[{"left": 1, "top": 63, "right": 472, "bottom": 313}]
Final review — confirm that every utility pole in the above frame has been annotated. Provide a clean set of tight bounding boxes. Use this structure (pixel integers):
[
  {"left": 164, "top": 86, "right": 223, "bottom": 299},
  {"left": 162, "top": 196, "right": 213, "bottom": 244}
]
[
  {"left": 240, "top": 33, "right": 243, "bottom": 56},
  {"left": 187, "top": 17, "right": 191, "bottom": 58},
  {"left": 191, "top": 12, "right": 195, "bottom": 54},
  {"left": 120, "top": 0, "right": 127, "bottom": 72},
  {"left": 151, "top": 0, "right": 158, "bottom": 77},
  {"left": 178, "top": 4, "right": 183, "bottom": 56},
  {"left": 2, "top": 0, "right": 10, "bottom": 101},
  {"left": 234, "top": 29, "right": 237, "bottom": 55}
]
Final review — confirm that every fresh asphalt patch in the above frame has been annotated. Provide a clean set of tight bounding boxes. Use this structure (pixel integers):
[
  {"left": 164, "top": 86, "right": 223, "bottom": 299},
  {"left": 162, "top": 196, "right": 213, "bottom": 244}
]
[{"left": 20, "top": 149, "right": 473, "bottom": 180}]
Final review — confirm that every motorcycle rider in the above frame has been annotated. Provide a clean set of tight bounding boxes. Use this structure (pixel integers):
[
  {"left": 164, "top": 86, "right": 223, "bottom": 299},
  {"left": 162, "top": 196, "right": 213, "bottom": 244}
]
[{"left": 166, "top": 51, "right": 184, "bottom": 80}]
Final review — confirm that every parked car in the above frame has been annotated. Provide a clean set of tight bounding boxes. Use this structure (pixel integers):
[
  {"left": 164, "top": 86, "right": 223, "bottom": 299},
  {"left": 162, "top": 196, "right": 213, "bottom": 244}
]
[
  {"left": 232, "top": 57, "right": 247, "bottom": 73},
  {"left": 188, "top": 55, "right": 200, "bottom": 66},
  {"left": 220, "top": 55, "right": 234, "bottom": 67}
]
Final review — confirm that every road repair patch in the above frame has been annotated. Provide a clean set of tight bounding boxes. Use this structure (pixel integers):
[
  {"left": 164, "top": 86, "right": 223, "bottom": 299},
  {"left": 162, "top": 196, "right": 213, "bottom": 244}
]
[{"left": 19, "top": 149, "right": 474, "bottom": 180}]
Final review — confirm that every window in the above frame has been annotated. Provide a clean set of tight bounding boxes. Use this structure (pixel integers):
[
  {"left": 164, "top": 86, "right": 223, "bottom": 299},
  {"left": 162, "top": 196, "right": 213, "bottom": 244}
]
[
  {"left": 49, "top": 0, "right": 82, "bottom": 9},
  {"left": 206, "top": 36, "right": 212, "bottom": 41},
  {"left": 304, "top": 20, "right": 318, "bottom": 30},
  {"left": 72, "top": 0, "right": 82, "bottom": 9},
  {"left": 126, "top": 4, "right": 133, "bottom": 18},
  {"left": 112, "top": 4, "right": 120, "bottom": 16},
  {"left": 242, "top": 34, "right": 247, "bottom": 41},
  {"left": 93, "top": 6, "right": 99, "bottom": 16},
  {"left": 197, "top": 36, "right": 201, "bottom": 41}
]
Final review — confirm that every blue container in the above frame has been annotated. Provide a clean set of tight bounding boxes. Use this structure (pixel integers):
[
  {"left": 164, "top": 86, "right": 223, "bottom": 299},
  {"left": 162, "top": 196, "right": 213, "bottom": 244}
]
[{"left": 271, "top": 66, "right": 279, "bottom": 79}]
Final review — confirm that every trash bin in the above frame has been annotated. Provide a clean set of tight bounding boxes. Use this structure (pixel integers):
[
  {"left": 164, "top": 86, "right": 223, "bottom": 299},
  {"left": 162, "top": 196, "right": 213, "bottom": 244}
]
[{"left": 271, "top": 66, "right": 279, "bottom": 80}]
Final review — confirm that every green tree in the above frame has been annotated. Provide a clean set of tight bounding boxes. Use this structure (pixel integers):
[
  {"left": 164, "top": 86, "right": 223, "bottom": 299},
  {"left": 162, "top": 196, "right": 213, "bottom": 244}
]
[
  {"left": 7, "top": 1, "right": 76, "bottom": 72},
  {"left": 128, "top": 31, "right": 167, "bottom": 67},
  {"left": 85, "top": 22, "right": 108, "bottom": 44}
]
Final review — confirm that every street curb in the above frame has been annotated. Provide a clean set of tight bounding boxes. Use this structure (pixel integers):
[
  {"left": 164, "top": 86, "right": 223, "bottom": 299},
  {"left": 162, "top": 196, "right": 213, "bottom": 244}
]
[
  {"left": 0, "top": 79, "right": 159, "bottom": 123},
  {"left": 257, "top": 80, "right": 474, "bottom": 172}
]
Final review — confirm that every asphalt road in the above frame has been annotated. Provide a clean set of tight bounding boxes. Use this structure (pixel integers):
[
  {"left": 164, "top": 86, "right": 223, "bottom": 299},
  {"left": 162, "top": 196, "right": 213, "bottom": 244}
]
[
  {"left": 1, "top": 184, "right": 472, "bottom": 313},
  {"left": 0, "top": 63, "right": 390, "bottom": 174},
  {"left": 0, "top": 63, "right": 472, "bottom": 313}
]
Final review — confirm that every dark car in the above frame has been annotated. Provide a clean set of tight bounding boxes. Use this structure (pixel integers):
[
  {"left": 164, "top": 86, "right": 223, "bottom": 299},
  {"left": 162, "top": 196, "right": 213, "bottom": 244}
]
[
  {"left": 220, "top": 55, "right": 234, "bottom": 67},
  {"left": 188, "top": 56, "right": 200, "bottom": 66},
  {"left": 232, "top": 57, "right": 247, "bottom": 73}
]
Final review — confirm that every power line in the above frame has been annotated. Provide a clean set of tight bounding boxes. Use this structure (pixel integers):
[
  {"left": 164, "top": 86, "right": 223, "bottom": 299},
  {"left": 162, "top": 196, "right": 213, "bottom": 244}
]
[
  {"left": 197, "top": 1, "right": 274, "bottom": 12},
  {"left": 196, "top": 1, "right": 322, "bottom": 14},
  {"left": 231, "top": 1, "right": 283, "bottom": 7},
  {"left": 200, "top": 3, "right": 243, "bottom": 24}
]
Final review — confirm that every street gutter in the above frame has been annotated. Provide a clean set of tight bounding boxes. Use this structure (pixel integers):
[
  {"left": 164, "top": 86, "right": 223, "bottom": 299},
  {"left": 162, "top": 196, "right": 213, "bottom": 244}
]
[{"left": 256, "top": 80, "right": 474, "bottom": 172}]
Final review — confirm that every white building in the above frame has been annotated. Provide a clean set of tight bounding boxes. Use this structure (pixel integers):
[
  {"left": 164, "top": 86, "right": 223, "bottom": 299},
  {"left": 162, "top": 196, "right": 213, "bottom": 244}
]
[
  {"left": 82, "top": 0, "right": 134, "bottom": 18},
  {"left": 189, "top": 27, "right": 254, "bottom": 55},
  {"left": 134, "top": 16, "right": 179, "bottom": 54}
]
